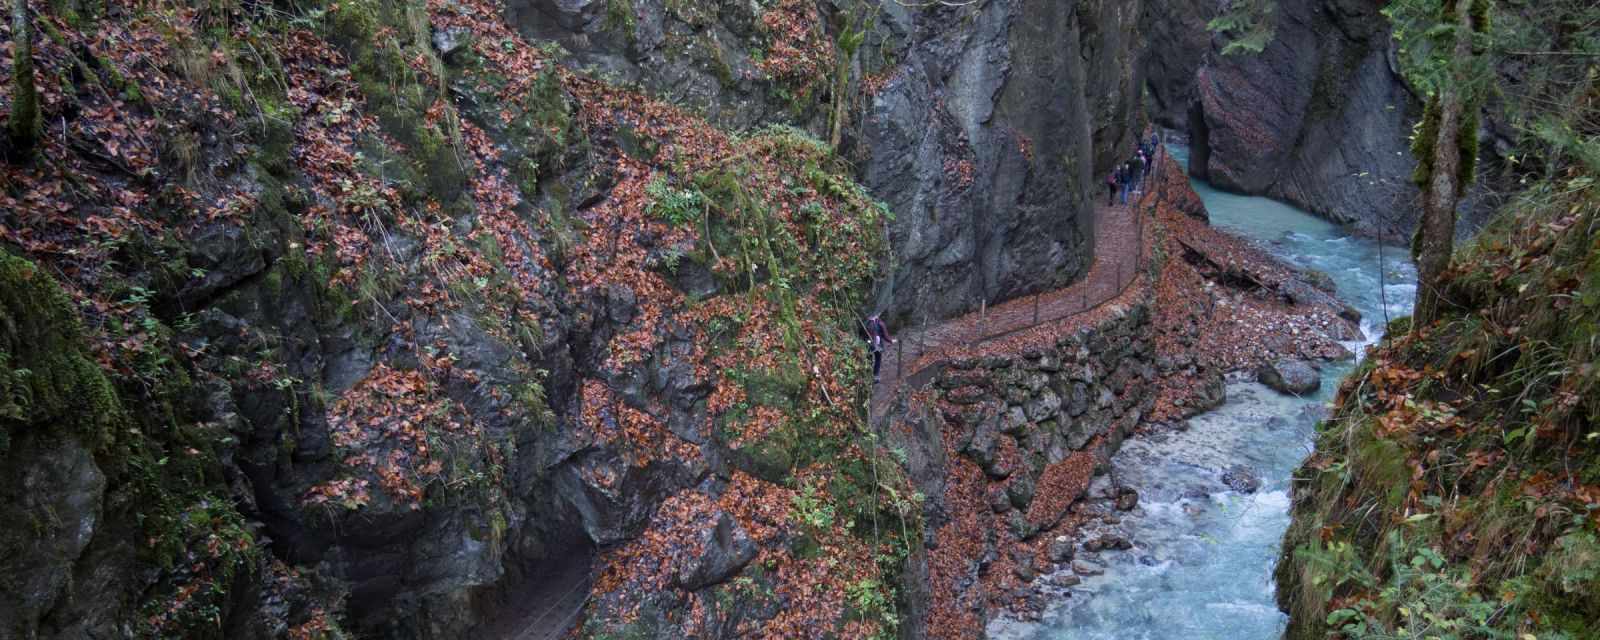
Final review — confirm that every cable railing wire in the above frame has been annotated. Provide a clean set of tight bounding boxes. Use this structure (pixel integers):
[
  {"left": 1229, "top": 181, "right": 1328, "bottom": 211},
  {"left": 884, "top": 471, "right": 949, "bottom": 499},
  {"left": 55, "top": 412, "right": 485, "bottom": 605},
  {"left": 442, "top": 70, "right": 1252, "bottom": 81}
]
[{"left": 873, "top": 183, "right": 1152, "bottom": 412}]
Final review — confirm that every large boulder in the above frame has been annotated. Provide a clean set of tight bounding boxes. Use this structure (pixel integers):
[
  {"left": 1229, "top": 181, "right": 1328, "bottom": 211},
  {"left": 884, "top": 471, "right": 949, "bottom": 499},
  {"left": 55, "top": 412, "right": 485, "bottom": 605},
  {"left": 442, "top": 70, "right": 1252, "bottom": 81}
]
[
  {"left": 675, "top": 513, "right": 758, "bottom": 591},
  {"left": 1257, "top": 360, "right": 1321, "bottom": 396}
]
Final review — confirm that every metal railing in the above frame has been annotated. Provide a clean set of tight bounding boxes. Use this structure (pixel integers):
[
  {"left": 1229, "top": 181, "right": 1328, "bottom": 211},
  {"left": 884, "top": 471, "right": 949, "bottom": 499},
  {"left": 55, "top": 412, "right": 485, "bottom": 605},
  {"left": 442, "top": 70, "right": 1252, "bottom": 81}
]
[{"left": 877, "top": 167, "right": 1156, "bottom": 400}]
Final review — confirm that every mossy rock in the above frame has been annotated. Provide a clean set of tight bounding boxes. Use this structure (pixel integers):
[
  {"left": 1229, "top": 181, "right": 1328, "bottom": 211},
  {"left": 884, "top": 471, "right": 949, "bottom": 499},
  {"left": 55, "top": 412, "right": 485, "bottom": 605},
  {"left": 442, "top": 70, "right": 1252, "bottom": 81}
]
[
  {"left": 728, "top": 436, "right": 795, "bottom": 484},
  {"left": 0, "top": 251, "right": 123, "bottom": 453},
  {"left": 325, "top": 0, "right": 469, "bottom": 204}
]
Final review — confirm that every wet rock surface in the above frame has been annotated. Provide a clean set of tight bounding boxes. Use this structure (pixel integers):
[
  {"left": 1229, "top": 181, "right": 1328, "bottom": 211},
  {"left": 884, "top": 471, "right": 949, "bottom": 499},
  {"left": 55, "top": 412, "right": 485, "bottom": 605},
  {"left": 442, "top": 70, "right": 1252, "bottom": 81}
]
[
  {"left": 1257, "top": 360, "right": 1321, "bottom": 396},
  {"left": 675, "top": 513, "right": 758, "bottom": 591},
  {"left": 1114, "top": 488, "right": 1140, "bottom": 512},
  {"left": 1141, "top": 0, "right": 1501, "bottom": 240},
  {"left": 1222, "top": 465, "right": 1264, "bottom": 495},
  {"left": 884, "top": 297, "right": 1159, "bottom": 635},
  {"left": 861, "top": 0, "right": 1144, "bottom": 324}
]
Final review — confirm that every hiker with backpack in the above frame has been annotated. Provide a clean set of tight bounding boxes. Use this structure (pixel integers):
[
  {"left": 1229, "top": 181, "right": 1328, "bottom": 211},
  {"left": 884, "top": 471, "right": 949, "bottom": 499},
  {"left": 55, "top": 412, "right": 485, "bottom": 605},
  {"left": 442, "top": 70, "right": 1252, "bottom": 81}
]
[{"left": 864, "top": 313, "right": 896, "bottom": 383}]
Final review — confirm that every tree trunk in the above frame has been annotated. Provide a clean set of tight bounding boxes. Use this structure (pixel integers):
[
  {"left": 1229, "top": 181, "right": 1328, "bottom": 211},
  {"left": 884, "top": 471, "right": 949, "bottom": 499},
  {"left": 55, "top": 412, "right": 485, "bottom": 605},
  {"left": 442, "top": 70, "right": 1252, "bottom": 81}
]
[
  {"left": 7, "top": 0, "right": 41, "bottom": 160},
  {"left": 1411, "top": 8, "right": 1476, "bottom": 333},
  {"left": 828, "top": 51, "right": 848, "bottom": 149}
]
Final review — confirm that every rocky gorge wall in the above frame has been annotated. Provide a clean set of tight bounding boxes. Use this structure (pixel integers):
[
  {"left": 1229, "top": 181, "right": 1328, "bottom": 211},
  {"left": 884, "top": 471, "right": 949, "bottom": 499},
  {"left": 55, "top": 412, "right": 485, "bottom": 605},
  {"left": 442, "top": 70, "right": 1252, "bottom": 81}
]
[
  {"left": 501, "top": 0, "right": 1148, "bottom": 325},
  {"left": 0, "top": 1, "right": 1152, "bottom": 639},
  {"left": 883, "top": 276, "right": 1158, "bottom": 637},
  {"left": 0, "top": 1, "right": 910, "bottom": 638},
  {"left": 1141, "top": 0, "right": 1500, "bottom": 240},
  {"left": 858, "top": 0, "right": 1144, "bottom": 324}
]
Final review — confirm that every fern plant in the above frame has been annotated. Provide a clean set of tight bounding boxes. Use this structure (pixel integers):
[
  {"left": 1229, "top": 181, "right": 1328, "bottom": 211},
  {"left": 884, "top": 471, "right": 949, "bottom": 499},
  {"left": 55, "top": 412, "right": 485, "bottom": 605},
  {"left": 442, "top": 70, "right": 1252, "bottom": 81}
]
[{"left": 1207, "top": 0, "right": 1277, "bottom": 56}]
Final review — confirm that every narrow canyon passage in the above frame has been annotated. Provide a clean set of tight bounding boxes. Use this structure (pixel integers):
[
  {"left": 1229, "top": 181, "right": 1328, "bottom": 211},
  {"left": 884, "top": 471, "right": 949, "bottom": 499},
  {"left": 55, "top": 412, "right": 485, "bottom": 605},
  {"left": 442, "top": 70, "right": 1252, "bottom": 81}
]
[
  {"left": 4, "top": 0, "right": 1591, "bottom": 637},
  {"left": 990, "top": 148, "right": 1417, "bottom": 638}
]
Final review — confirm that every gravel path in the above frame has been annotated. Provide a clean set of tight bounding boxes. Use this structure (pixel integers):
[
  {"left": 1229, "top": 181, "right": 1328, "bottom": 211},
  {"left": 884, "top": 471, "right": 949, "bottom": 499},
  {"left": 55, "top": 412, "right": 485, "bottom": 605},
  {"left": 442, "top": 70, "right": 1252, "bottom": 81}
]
[{"left": 872, "top": 199, "right": 1150, "bottom": 418}]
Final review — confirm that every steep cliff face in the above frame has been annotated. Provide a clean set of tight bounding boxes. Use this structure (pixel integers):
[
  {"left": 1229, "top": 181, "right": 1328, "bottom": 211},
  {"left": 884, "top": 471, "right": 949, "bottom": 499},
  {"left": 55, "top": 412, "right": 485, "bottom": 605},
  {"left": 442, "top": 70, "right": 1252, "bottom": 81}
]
[
  {"left": 1138, "top": 1, "right": 1215, "bottom": 131},
  {"left": 0, "top": 1, "right": 1150, "bottom": 638},
  {"left": 501, "top": 0, "right": 835, "bottom": 132},
  {"left": 1191, "top": 0, "right": 1425, "bottom": 239},
  {"left": 861, "top": 0, "right": 1144, "bottom": 325},
  {"left": 0, "top": 1, "right": 908, "bottom": 637},
  {"left": 1142, "top": 0, "right": 1506, "bottom": 241},
  {"left": 504, "top": 1, "right": 1149, "bottom": 326}
]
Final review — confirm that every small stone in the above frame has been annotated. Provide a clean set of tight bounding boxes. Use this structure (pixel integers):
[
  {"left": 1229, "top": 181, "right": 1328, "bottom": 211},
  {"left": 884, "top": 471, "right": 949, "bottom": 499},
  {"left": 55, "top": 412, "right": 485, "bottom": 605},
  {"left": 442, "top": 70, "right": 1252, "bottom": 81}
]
[
  {"left": 1114, "top": 488, "right": 1139, "bottom": 511},
  {"left": 1095, "top": 535, "right": 1132, "bottom": 551},
  {"left": 1007, "top": 475, "right": 1037, "bottom": 509},
  {"left": 1072, "top": 560, "right": 1106, "bottom": 576},
  {"left": 1050, "top": 573, "right": 1082, "bottom": 588},
  {"left": 946, "top": 385, "right": 990, "bottom": 405},
  {"left": 982, "top": 355, "right": 1013, "bottom": 369},
  {"left": 987, "top": 486, "right": 1012, "bottom": 513}
]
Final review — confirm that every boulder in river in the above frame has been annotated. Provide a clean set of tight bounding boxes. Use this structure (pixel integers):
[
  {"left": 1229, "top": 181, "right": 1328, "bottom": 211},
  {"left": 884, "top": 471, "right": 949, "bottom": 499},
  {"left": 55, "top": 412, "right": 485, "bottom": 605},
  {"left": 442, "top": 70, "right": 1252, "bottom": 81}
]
[
  {"left": 1115, "top": 488, "right": 1140, "bottom": 511},
  {"left": 1095, "top": 535, "right": 1134, "bottom": 551},
  {"left": 1050, "top": 573, "right": 1082, "bottom": 588},
  {"left": 1256, "top": 359, "right": 1321, "bottom": 395},
  {"left": 1221, "top": 465, "right": 1263, "bottom": 494},
  {"left": 1048, "top": 536, "right": 1076, "bottom": 563}
]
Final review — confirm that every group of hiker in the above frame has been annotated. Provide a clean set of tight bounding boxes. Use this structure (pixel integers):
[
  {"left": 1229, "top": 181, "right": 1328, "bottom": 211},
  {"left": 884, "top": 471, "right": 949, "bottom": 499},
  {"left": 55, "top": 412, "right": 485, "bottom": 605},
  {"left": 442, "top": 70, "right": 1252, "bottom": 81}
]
[
  {"left": 1106, "top": 132, "right": 1163, "bottom": 206},
  {"left": 862, "top": 133, "right": 1167, "bottom": 386}
]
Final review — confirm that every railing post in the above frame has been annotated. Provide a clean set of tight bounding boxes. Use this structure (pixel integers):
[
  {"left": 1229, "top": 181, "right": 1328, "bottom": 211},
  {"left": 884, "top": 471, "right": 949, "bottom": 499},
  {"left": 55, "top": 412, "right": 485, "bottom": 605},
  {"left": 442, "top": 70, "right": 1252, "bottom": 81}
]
[
  {"left": 896, "top": 337, "right": 903, "bottom": 379},
  {"left": 980, "top": 298, "right": 987, "bottom": 340},
  {"left": 1033, "top": 292, "right": 1041, "bottom": 324}
]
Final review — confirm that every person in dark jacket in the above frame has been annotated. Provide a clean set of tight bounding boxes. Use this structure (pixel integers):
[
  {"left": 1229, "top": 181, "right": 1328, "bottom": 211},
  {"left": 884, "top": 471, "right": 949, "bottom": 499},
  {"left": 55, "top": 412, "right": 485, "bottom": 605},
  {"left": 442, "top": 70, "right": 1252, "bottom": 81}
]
[
  {"left": 1106, "top": 169, "right": 1119, "bottom": 206},
  {"left": 864, "top": 314, "right": 895, "bottom": 383},
  {"left": 1118, "top": 162, "right": 1132, "bottom": 204}
]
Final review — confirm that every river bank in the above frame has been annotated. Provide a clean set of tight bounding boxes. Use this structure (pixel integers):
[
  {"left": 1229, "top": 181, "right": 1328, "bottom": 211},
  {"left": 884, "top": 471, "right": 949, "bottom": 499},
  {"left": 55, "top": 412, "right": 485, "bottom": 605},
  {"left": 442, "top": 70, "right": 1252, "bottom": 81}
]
[
  {"left": 987, "top": 147, "right": 1416, "bottom": 638},
  {"left": 877, "top": 145, "right": 1393, "bottom": 636}
]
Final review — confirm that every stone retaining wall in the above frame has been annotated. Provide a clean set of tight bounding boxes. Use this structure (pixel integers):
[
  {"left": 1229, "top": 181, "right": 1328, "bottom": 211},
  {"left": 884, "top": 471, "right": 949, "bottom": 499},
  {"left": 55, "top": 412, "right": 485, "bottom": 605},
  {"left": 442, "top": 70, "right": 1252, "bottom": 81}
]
[{"left": 887, "top": 297, "right": 1157, "bottom": 637}]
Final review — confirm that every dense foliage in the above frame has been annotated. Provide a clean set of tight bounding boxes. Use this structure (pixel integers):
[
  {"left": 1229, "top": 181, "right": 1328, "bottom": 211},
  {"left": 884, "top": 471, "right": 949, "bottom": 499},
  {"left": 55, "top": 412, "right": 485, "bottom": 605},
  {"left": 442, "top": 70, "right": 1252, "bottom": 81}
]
[{"left": 1278, "top": 3, "right": 1600, "bottom": 637}]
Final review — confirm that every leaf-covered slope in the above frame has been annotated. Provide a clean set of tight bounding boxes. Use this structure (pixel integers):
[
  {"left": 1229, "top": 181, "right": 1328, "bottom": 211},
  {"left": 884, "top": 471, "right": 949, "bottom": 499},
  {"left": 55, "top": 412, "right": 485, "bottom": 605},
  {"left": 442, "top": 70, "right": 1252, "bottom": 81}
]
[
  {"left": 0, "top": 1, "right": 915, "bottom": 638},
  {"left": 1277, "top": 178, "right": 1600, "bottom": 639}
]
